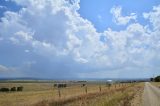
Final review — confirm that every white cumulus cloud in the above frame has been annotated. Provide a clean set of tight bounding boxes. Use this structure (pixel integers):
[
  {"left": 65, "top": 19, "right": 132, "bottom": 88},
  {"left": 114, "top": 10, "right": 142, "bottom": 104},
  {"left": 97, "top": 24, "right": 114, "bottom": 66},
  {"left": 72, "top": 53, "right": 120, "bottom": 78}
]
[
  {"left": 0, "top": 0, "right": 160, "bottom": 78},
  {"left": 110, "top": 6, "right": 137, "bottom": 25}
]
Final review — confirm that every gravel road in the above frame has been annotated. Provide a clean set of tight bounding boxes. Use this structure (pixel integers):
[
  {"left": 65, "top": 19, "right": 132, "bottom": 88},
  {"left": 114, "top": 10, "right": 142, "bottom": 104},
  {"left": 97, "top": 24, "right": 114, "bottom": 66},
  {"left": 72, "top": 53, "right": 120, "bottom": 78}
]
[{"left": 143, "top": 82, "right": 160, "bottom": 106}]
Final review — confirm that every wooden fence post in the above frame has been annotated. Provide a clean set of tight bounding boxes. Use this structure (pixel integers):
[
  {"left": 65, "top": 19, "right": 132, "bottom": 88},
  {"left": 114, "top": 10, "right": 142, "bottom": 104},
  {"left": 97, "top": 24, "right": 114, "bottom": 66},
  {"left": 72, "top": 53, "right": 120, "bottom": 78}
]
[
  {"left": 108, "top": 85, "right": 110, "bottom": 90},
  {"left": 58, "top": 88, "right": 61, "bottom": 98},
  {"left": 85, "top": 86, "right": 87, "bottom": 94},
  {"left": 99, "top": 85, "right": 101, "bottom": 92}
]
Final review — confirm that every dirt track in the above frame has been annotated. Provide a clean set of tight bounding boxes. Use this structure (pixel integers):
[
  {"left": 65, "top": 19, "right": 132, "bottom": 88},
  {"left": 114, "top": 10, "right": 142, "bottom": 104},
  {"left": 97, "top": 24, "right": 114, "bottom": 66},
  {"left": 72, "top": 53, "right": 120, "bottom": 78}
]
[{"left": 143, "top": 82, "right": 160, "bottom": 106}]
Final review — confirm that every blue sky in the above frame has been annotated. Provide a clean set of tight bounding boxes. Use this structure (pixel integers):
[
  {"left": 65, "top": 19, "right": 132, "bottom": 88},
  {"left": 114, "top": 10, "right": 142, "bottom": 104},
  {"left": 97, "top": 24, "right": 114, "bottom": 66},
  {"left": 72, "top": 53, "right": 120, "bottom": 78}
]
[
  {"left": 79, "top": 0, "right": 160, "bottom": 32},
  {"left": 0, "top": 0, "right": 160, "bottom": 79}
]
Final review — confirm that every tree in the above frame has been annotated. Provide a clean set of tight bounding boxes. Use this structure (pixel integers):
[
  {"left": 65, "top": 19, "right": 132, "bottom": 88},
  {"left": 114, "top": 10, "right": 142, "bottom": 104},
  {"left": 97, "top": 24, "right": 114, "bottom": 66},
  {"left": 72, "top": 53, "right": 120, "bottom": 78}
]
[
  {"left": 150, "top": 78, "right": 154, "bottom": 81},
  {"left": 154, "top": 76, "right": 160, "bottom": 82}
]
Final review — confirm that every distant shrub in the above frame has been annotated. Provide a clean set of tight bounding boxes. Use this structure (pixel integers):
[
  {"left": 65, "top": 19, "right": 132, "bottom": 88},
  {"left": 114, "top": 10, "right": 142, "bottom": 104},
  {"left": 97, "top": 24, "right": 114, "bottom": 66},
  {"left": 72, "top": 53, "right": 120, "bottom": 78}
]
[
  {"left": 106, "top": 83, "right": 111, "bottom": 87},
  {"left": 150, "top": 78, "right": 154, "bottom": 81},
  {"left": 54, "top": 84, "right": 67, "bottom": 88},
  {"left": 10, "top": 87, "right": 16, "bottom": 91},
  {"left": 17, "top": 86, "right": 23, "bottom": 91},
  {"left": 59, "top": 84, "right": 67, "bottom": 88},
  {"left": 81, "top": 84, "right": 86, "bottom": 87},
  {"left": 54, "top": 84, "right": 57, "bottom": 87},
  {"left": 0, "top": 88, "right": 10, "bottom": 92}
]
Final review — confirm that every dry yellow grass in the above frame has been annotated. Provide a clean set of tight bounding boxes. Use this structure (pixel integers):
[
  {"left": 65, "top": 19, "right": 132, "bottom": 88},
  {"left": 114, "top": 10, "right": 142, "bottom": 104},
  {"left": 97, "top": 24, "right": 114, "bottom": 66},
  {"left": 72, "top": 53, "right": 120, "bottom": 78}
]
[
  {"left": 0, "top": 82, "right": 143, "bottom": 106},
  {"left": 150, "top": 82, "right": 160, "bottom": 88},
  {"left": 63, "top": 83, "right": 144, "bottom": 106},
  {"left": 0, "top": 83, "right": 54, "bottom": 106},
  {"left": 0, "top": 83, "right": 109, "bottom": 106}
]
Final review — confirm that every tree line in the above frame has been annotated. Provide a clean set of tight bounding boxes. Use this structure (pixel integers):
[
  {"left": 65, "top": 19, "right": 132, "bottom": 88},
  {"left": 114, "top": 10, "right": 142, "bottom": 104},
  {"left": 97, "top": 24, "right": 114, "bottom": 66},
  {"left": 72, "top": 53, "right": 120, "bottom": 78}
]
[{"left": 150, "top": 75, "right": 160, "bottom": 82}]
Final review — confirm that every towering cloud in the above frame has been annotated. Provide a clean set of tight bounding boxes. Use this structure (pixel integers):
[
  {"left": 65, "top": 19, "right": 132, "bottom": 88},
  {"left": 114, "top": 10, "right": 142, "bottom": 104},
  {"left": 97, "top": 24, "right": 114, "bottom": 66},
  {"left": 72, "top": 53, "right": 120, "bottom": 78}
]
[{"left": 0, "top": 0, "right": 160, "bottom": 78}]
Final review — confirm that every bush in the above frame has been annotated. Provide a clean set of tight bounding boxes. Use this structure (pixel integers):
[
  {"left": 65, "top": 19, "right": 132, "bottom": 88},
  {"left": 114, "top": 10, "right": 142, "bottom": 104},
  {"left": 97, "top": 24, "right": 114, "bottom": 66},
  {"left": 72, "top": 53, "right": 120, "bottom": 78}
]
[
  {"left": 10, "top": 87, "right": 16, "bottom": 91},
  {"left": 57, "top": 84, "right": 67, "bottom": 88},
  {"left": 0, "top": 88, "right": 10, "bottom": 92},
  {"left": 150, "top": 78, "right": 154, "bottom": 81},
  {"left": 17, "top": 86, "right": 23, "bottom": 91},
  {"left": 106, "top": 83, "right": 111, "bottom": 87},
  {"left": 54, "top": 84, "right": 57, "bottom": 87},
  {"left": 81, "top": 84, "right": 86, "bottom": 87}
]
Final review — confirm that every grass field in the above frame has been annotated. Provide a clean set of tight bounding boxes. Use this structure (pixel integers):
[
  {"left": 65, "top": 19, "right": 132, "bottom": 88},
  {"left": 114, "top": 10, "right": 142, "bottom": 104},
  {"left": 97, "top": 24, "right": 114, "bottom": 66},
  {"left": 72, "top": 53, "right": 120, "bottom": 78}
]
[
  {"left": 150, "top": 82, "right": 160, "bottom": 87},
  {"left": 0, "top": 81, "right": 144, "bottom": 106}
]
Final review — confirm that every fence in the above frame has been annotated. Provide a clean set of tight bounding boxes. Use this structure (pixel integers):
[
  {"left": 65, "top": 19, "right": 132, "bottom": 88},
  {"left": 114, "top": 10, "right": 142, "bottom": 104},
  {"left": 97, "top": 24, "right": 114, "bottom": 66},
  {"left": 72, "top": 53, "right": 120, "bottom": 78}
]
[{"left": 54, "top": 83, "right": 130, "bottom": 98}]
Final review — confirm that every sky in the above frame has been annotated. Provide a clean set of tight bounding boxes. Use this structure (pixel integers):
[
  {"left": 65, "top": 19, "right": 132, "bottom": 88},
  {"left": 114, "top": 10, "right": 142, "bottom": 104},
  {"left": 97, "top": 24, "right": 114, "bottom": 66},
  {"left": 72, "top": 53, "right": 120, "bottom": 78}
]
[{"left": 0, "top": 0, "right": 160, "bottom": 79}]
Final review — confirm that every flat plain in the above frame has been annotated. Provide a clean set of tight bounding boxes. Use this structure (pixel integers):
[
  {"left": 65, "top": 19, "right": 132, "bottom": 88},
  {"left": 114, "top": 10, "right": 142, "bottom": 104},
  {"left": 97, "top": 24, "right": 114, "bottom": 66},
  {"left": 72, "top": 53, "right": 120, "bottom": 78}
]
[{"left": 0, "top": 81, "right": 147, "bottom": 106}]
